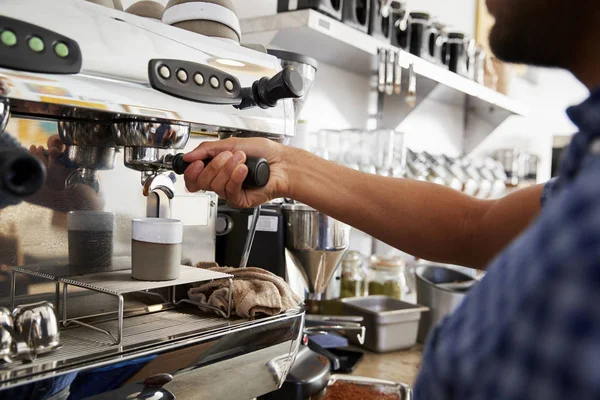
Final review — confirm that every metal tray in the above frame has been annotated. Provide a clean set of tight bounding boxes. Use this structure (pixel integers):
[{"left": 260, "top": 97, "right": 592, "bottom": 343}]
[
  {"left": 317, "top": 374, "right": 412, "bottom": 400},
  {"left": 340, "top": 296, "right": 428, "bottom": 353}
]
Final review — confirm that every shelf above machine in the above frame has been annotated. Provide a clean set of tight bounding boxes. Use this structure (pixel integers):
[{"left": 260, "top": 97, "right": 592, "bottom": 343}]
[
  {"left": 241, "top": 9, "right": 528, "bottom": 116},
  {"left": 242, "top": 10, "right": 530, "bottom": 154}
]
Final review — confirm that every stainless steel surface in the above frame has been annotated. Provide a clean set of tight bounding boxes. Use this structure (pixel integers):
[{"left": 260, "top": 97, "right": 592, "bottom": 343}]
[
  {"left": 415, "top": 265, "right": 475, "bottom": 342},
  {"left": 58, "top": 121, "right": 116, "bottom": 148},
  {"left": 124, "top": 147, "right": 177, "bottom": 172},
  {"left": 113, "top": 121, "right": 190, "bottom": 149},
  {"left": 282, "top": 204, "right": 351, "bottom": 296},
  {"left": 240, "top": 205, "right": 261, "bottom": 269},
  {"left": 319, "top": 374, "right": 413, "bottom": 400},
  {"left": 340, "top": 296, "right": 428, "bottom": 353},
  {"left": 12, "top": 302, "right": 60, "bottom": 356},
  {"left": 305, "top": 322, "right": 366, "bottom": 345},
  {"left": 0, "top": 307, "right": 305, "bottom": 399},
  {"left": 2, "top": 0, "right": 295, "bottom": 138},
  {"left": 66, "top": 145, "right": 117, "bottom": 170},
  {"left": 305, "top": 315, "right": 364, "bottom": 323}
]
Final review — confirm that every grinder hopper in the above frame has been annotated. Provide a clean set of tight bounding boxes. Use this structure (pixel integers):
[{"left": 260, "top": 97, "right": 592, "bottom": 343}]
[
  {"left": 282, "top": 204, "right": 350, "bottom": 307},
  {"left": 267, "top": 50, "right": 317, "bottom": 123}
]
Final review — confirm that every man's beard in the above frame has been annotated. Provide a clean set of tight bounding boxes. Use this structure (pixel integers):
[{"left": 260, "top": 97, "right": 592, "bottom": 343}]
[{"left": 488, "top": 1, "right": 582, "bottom": 70}]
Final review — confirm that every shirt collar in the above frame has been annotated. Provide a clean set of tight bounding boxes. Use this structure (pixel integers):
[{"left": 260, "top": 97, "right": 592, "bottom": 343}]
[{"left": 556, "top": 89, "right": 599, "bottom": 183}]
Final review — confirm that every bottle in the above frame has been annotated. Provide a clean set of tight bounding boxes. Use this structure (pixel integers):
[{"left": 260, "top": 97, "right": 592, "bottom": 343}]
[
  {"left": 367, "top": 255, "right": 408, "bottom": 299},
  {"left": 340, "top": 251, "right": 367, "bottom": 298}
]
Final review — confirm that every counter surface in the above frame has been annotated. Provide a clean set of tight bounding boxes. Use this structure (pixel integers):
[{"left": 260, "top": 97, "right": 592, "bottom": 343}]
[{"left": 349, "top": 345, "right": 424, "bottom": 386}]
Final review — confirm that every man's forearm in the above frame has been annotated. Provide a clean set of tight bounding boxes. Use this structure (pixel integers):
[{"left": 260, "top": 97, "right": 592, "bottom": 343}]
[{"left": 285, "top": 147, "right": 542, "bottom": 269}]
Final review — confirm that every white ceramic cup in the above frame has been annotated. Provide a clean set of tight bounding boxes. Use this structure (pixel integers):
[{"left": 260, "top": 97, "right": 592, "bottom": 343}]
[{"left": 131, "top": 218, "right": 183, "bottom": 281}]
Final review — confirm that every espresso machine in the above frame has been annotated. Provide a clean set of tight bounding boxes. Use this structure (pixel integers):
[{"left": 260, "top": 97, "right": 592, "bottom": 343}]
[{"left": 0, "top": 1, "right": 308, "bottom": 398}]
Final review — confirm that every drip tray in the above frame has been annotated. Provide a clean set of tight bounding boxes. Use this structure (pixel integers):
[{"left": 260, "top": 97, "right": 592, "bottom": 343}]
[{"left": 0, "top": 307, "right": 239, "bottom": 385}]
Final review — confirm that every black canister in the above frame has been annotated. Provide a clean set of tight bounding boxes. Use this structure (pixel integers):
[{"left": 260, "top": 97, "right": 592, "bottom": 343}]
[
  {"left": 427, "top": 22, "right": 447, "bottom": 67},
  {"left": 277, "top": 0, "right": 344, "bottom": 21},
  {"left": 342, "top": 0, "right": 371, "bottom": 33},
  {"left": 390, "top": 7, "right": 411, "bottom": 51},
  {"left": 446, "top": 32, "right": 467, "bottom": 75},
  {"left": 368, "top": 0, "right": 392, "bottom": 42},
  {"left": 408, "top": 12, "right": 431, "bottom": 57}
]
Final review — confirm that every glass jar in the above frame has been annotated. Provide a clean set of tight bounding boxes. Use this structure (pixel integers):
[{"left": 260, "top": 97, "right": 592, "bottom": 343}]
[
  {"left": 367, "top": 255, "right": 407, "bottom": 299},
  {"left": 340, "top": 251, "right": 367, "bottom": 298}
]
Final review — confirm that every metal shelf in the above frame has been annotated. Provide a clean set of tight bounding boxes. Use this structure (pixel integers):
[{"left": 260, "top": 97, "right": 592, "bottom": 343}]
[{"left": 242, "top": 10, "right": 530, "bottom": 153}]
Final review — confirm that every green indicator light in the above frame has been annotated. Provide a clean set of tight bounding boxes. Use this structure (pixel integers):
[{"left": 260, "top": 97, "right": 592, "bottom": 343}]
[
  {"left": 54, "top": 42, "right": 69, "bottom": 58},
  {"left": 28, "top": 36, "right": 44, "bottom": 52},
  {"left": 1, "top": 30, "right": 17, "bottom": 47}
]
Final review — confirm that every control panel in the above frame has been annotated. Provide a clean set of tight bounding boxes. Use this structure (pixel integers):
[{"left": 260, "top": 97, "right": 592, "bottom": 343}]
[
  {"left": 0, "top": 15, "right": 82, "bottom": 74},
  {"left": 148, "top": 59, "right": 242, "bottom": 105}
]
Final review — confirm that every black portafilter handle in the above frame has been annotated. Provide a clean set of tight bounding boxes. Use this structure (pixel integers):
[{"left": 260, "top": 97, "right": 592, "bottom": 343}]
[
  {"left": 0, "top": 148, "right": 46, "bottom": 198},
  {"left": 171, "top": 153, "right": 270, "bottom": 189},
  {"left": 236, "top": 66, "right": 304, "bottom": 110}
]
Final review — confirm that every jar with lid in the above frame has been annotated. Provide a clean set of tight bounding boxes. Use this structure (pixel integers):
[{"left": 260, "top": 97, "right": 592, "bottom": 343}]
[
  {"left": 367, "top": 255, "right": 408, "bottom": 299},
  {"left": 340, "top": 251, "right": 367, "bottom": 298},
  {"left": 408, "top": 12, "right": 432, "bottom": 58}
]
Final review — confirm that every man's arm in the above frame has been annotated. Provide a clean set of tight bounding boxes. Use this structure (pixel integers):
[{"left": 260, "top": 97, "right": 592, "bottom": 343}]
[{"left": 183, "top": 138, "right": 543, "bottom": 269}]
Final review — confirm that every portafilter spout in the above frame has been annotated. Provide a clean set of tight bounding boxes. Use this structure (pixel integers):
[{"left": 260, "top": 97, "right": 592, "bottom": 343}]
[{"left": 282, "top": 203, "right": 350, "bottom": 306}]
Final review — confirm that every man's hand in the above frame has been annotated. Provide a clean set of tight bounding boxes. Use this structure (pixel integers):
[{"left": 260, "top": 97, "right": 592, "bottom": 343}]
[
  {"left": 183, "top": 138, "right": 293, "bottom": 208},
  {"left": 29, "top": 135, "right": 69, "bottom": 191}
]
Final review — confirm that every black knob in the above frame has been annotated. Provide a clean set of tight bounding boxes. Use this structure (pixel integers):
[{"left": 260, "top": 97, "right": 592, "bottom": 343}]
[
  {"left": 0, "top": 149, "right": 46, "bottom": 197},
  {"left": 171, "top": 153, "right": 270, "bottom": 189},
  {"left": 236, "top": 66, "right": 304, "bottom": 110},
  {"left": 254, "top": 66, "right": 304, "bottom": 109},
  {"left": 172, "top": 153, "right": 190, "bottom": 175}
]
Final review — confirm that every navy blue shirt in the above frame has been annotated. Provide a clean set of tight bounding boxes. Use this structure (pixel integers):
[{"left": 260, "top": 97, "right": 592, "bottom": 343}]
[{"left": 414, "top": 90, "right": 600, "bottom": 399}]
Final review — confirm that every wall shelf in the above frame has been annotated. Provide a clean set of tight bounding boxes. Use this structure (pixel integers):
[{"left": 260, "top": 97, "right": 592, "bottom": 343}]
[{"left": 242, "top": 9, "right": 530, "bottom": 154}]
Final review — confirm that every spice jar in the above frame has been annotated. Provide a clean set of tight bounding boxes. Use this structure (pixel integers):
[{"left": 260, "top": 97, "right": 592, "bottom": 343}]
[
  {"left": 367, "top": 255, "right": 407, "bottom": 299},
  {"left": 340, "top": 251, "right": 367, "bottom": 298}
]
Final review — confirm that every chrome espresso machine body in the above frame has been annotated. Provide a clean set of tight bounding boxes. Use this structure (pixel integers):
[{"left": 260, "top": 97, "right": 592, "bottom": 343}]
[{"left": 0, "top": 1, "right": 304, "bottom": 398}]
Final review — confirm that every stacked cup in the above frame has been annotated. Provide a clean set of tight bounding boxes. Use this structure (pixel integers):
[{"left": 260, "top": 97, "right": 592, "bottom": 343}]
[{"left": 162, "top": 0, "right": 241, "bottom": 43}]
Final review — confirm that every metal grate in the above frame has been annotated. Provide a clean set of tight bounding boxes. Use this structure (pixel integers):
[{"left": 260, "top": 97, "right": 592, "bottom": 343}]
[
  {"left": 59, "top": 266, "right": 231, "bottom": 295},
  {"left": 17, "top": 309, "right": 231, "bottom": 366}
]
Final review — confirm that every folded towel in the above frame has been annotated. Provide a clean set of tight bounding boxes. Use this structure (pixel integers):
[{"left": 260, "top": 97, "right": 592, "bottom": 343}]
[{"left": 188, "top": 263, "right": 302, "bottom": 318}]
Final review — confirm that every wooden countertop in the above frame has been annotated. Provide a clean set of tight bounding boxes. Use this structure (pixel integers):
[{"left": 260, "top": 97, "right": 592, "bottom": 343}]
[{"left": 349, "top": 345, "right": 423, "bottom": 386}]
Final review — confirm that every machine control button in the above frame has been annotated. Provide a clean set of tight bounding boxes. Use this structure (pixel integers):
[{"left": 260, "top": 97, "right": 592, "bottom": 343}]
[
  {"left": 148, "top": 59, "right": 242, "bottom": 105},
  {"left": 224, "top": 79, "right": 234, "bottom": 92},
  {"left": 158, "top": 65, "right": 171, "bottom": 79},
  {"left": 1, "top": 30, "right": 17, "bottom": 47},
  {"left": 176, "top": 68, "right": 188, "bottom": 82},
  {"left": 28, "top": 36, "right": 44, "bottom": 52},
  {"left": 193, "top": 72, "right": 204, "bottom": 86},
  {"left": 0, "top": 16, "right": 82, "bottom": 74},
  {"left": 54, "top": 42, "right": 69, "bottom": 58}
]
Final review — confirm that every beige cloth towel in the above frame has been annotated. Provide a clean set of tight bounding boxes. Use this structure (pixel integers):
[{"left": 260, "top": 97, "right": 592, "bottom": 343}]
[{"left": 188, "top": 263, "right": 302, "bottom": 318}]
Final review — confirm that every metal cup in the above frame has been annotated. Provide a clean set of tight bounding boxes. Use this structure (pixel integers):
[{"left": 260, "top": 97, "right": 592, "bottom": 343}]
[{"left": 12, "top": 301, "right": 60, "bottom": 356}]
